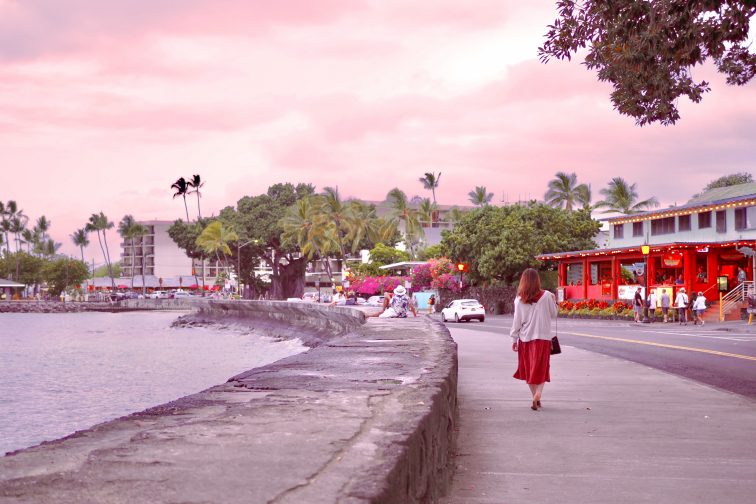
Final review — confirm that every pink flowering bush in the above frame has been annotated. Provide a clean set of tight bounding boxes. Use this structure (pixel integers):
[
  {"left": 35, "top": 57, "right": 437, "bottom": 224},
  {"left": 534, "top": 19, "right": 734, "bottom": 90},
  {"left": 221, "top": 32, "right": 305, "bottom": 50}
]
[
  {"left": 351, "top": 275, "right": 406, "bottom": 295},
  {"left": 437, "top": 273, "right": 464, "bottom": 293},
  {"left": 410, "top": 263, "right": 433, "bottom": 290}
]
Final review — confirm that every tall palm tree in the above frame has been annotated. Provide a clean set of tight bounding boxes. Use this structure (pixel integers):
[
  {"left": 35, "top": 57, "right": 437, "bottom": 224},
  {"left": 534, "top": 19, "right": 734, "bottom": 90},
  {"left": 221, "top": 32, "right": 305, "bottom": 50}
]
[
  {"left": 86, "top": 212, "right": 116, "bottom": 291},
  {"left": 419, "top": 172, "right": 442, "bottom": 205},
  {"left": 187, "top": 174, "right": 204, "bottom": 220},
  {"left": 71, "top": 228, "right": 90, "bottom": 263},
  {"left": 171, "top": 177, "right": 190, "bottom": 221},
  {"left": 35, "top": 216, "right": 50, "bottom": 243},
  {"left": 386, "top": 188, "right": 423, "bottom": 257},
  {"left": 544, "top": 172, "right": 591, "bottom": 212},
  {"left": 196, "top": 221, "right": 240, "bottom": 281},
  {"left": 468, "top": 186, "right": 494, "bottom": 207},
  {"left": 595, "top": 177, "right": 659, "bottom": 214},
  {"left": 117, "top": 216, "right": 148, "bottom": 293}
]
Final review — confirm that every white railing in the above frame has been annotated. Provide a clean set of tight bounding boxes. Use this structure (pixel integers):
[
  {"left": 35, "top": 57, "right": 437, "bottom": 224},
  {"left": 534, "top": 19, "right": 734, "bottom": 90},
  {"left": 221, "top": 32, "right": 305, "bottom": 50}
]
[{"left": 719, "top": 281, "right": 754, "bottom": 321}]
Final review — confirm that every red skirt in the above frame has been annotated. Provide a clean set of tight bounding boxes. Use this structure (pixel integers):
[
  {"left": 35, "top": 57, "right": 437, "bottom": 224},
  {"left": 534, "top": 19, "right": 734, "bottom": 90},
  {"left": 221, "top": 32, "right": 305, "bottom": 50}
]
[{"left": 513, "top": 339, "right": 551, "bottom": 384}]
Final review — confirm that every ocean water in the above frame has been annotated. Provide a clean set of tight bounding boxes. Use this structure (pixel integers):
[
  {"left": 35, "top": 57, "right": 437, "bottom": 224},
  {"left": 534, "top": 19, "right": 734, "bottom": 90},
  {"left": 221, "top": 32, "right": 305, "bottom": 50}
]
[{"left": 0, "top": 311, "right": 307, "bottom": 455}]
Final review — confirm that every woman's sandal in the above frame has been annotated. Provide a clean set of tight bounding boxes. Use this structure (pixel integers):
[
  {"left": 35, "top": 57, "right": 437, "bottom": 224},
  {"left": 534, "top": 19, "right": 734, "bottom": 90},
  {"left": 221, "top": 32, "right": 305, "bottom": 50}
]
[{"left": 531, "top": 400, "right": 538, "bottom": 411}]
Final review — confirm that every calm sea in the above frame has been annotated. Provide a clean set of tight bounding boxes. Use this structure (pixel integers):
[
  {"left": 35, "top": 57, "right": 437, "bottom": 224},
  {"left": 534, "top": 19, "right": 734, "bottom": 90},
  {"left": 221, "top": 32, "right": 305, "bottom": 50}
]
[{"left": 0, "top": 311, "right": 307, "bottom": 455}]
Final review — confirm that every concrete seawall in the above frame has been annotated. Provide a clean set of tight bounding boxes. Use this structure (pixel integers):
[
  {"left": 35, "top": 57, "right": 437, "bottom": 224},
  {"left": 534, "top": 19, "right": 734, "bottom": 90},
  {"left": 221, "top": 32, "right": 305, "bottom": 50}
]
[{"left": 0, "top": 301, "right": 458, "bottom": 503}]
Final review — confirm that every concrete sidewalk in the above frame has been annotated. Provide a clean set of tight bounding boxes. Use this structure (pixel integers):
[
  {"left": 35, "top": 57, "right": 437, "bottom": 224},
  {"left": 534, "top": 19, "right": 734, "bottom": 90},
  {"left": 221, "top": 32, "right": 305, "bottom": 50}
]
[{"left": 441, "top": 324, "right": 756, "bottom": 504}]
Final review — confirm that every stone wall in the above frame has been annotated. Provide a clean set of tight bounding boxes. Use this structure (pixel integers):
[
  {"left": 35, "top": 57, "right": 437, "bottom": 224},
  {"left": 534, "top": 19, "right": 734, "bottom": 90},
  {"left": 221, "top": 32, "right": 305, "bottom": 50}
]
[{"left": 0, "top": 301, "right": 457, "bottom": 504}]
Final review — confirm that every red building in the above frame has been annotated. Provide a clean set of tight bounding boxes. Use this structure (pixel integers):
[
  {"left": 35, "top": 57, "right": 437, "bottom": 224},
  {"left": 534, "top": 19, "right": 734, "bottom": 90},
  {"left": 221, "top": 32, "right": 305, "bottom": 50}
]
[{"left": 537, "top": 184, "right": 756, "bottom": 303}]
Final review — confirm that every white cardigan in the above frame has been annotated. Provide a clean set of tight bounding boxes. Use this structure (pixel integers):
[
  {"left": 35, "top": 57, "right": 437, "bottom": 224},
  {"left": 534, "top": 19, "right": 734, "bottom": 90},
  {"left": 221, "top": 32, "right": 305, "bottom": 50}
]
[{"left": 510, "top": 290, "right": 557, "bottom": 343}]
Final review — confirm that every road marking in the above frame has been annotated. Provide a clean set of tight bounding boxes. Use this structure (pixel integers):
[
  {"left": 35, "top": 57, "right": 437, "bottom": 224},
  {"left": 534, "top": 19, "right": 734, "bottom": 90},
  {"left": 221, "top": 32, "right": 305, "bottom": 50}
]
[
  {"left": 633, "top": 330, "right": 756, "bottom": 342},
  {"left": 563, "top": 331, "right": 756, "bottom": 362}
]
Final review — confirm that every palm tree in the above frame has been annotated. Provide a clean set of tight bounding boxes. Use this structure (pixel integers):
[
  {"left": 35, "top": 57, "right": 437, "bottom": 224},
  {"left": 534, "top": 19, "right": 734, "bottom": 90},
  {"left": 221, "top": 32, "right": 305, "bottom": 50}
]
[
  {"left": 21, "top": 228, "right": 35, "bottom": 254},
  {"left": 86, "top": 212, "right": 116, "bottom": 291},
  {"left": 281, "top": 197, "right": 338, "bottom": 282},
  {"left": 468, "top": 186, "right": 494, "bottom": 207},
  {"left": 196, "top": 221, "right": 240, "bottom": 281},
  {"left": 320, "top": 187, "right": 349, "bottom": 259},
  {"left": 71, "top": 228, "right": 90, "bottom": 263},
  {"left": 418, "top": 198, "right": 437, "bottom": 227},
  {"left": 386, "top": 188, "right": 423, "bottom": 257},
  {"left": 35, "top": 216, "right": 50, "bottom": 243},
  {"left": 544, "top": 172, "right": 591, "bottom": 212},
  {"left": 595, "top": 177, "right": 659, "bottom": 214},
  {"left": 171, "top": 177, "right": 190, "bottom": 221},
  {"left": 187, "top": 174, "right": 204, "bottom": 220},
  {"left": 419, "top": 172, "right": 442, "bottom": 205},
  {"left": 118, "top": 215, "right": 144, "bottom": 290}
]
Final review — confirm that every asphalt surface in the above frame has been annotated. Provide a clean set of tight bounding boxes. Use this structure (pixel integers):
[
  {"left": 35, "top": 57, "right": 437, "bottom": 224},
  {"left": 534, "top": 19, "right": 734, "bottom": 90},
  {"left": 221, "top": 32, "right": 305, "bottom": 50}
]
[
  {"left": 442, "top": 315, "right": 756, "bottom": 398},
  {"left": 439, "top": 315, "right": 756, "bottom": 504}
]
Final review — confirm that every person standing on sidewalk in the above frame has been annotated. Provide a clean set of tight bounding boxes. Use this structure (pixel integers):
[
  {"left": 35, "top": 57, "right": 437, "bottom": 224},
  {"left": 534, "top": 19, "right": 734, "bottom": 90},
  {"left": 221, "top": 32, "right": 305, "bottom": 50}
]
[
  {"left": 675, "top": 288, "right": 689, "bottom": 325},
  {"left": 510, "top": 268, "right": 557, "bottom": 411},
  {"left": 692, "top": 291, "right": 706, "bottom": 325},
  {"left": 661, "top": 290, "right": 671, "bottom": 322},
  {"left": 647, "top": 290, "right": 657, "bottom": 323},
  {"left": 633, "top": 288, "right": 643, "bottom": 323}
]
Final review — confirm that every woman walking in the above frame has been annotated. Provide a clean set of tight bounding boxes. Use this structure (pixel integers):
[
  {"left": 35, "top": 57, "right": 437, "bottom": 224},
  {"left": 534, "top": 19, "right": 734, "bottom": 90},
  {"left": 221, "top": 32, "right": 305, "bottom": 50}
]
[
  {"left": 510, "top": 268, "right": 557, "bottom": 411},
  {"left": 692, "top": 291, "right": 707, "bottom": 325}
]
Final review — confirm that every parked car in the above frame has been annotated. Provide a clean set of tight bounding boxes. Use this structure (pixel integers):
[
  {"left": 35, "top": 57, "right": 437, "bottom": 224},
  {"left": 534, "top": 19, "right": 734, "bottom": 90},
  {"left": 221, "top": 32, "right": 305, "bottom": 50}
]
[
  {"left": 172, "top": 290, "right": 193, "bottom": 299},
  {"left": 366, "top": 295, "right": 383, "bottom": 306},
  {"left": 441, "top": 299, "right": 486, "bottom": 323},
  {"left": 148, "top": 291, "right": 169, "bottom": 299}
]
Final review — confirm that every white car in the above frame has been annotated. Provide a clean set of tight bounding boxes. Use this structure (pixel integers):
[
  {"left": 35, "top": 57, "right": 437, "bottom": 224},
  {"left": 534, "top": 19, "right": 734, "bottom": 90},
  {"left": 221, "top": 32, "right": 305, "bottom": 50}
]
[
  {"left": 441, "top": 299, "right": 486, "bottom": 323},
  {"left": 172, "top": 290, "right": 193, "bottom": 298},
  {"left": 148, "top": 291, "right": 169, "bottom": 299}
]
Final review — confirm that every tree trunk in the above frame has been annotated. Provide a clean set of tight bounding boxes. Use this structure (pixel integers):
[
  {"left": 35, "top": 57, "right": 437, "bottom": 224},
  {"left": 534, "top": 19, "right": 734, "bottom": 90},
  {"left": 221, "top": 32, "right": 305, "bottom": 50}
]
[
  {"left": 141, "top": 239, "right": 146, "bottom": 297},
  {"left": 102, "top": 231, "right": 116, "bottom": 291},
  {"left": 196, "top": 195, "right": 202, "bottom": 220},
  {"left": 130, "top": 238, "right": 136, "bottom": 290},
  {"left": 270, "top": 256, "right": 307, "bottom": 300},
  {"left": 183, "top": 195, "right": 190, "bottom": 222}
]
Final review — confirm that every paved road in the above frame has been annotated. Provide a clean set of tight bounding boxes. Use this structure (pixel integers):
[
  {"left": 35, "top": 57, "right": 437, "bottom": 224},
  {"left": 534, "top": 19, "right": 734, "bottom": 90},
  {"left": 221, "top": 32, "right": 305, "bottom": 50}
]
[{"left": 440, "top": 315, "right": 756, "bottom": 398}]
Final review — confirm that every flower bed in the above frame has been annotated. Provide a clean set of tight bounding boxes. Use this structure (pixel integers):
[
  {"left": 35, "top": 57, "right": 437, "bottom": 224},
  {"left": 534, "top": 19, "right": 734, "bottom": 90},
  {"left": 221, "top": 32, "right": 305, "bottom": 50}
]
[{"left": 558, "top": 299, "right": 634, "bottom": 320}]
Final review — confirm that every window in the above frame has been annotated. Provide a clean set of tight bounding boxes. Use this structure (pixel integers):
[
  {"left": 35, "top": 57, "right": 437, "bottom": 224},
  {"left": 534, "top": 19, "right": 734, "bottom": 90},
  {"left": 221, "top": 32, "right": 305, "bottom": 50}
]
[
  {"left": 698, "top": 211, "right": 711, "bottom": 229},
  {"left": 613, "top": 224, "right": 624, "bottom": 239},
  {"left": 735, "top": 208, "right": 747, "bottom": 230},
  {"left": 632, "top": 222, "right": 644, "bottom": 237},
  {"left": 651, "top": 216, "right": 675, "bottom": 236},
  {"left": 716, "top": 210, "right": 727, "bottom": 233},
  {"left": 678, "top": 214, "right": 691, "bottom": 232}
]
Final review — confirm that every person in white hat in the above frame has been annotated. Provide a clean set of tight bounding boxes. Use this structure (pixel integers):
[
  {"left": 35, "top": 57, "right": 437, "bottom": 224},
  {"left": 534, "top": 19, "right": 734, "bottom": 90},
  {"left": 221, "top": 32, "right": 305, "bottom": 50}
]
[
  {"left": 674, "top": 287, "right": 688, "bottom": 325},
  {"left": 378, "top": 285, "right": 417, "bottom": 318}
]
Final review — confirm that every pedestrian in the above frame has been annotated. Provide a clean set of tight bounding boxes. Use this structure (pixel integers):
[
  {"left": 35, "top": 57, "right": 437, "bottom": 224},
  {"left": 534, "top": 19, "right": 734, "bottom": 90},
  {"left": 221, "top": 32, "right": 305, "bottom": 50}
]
[
  {"left": 692, "top": 291, "right": 707, "bottom": 325},
  {"left": 674, "top": 288, "right": 689, "bottom": 325},
  {"left": 510, "top": 268, "right": 557, "bottom": 411},
  {"left": 660, "top": 289, "right": 671, "bottom": 323},
  {"left": 428, "top": 294, "right": 436, "bottom": 314},
  {"left": 738, "top": 267, "right": 747, "bottom": 285},
  {"left": 378, "top": 285, "right": 417, "bottom": 318},
  {"left": 647, "top": 290, "right": 657, "bottom": 323},
  {"left": 633, "top": 287, "right": 643, "bottom": 323}
]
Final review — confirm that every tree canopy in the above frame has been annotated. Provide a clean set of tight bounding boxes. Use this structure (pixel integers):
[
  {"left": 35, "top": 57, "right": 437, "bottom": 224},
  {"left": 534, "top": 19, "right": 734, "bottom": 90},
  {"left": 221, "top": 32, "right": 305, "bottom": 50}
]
[
  {"left": 440, "top": 204, "right": 600, "bottom": 284},
  {"left": 702, "top": 172, "right": 754, "bottom": 192},
  {"left": 539, "top": 1, "right": 756, "bottom": 126}
]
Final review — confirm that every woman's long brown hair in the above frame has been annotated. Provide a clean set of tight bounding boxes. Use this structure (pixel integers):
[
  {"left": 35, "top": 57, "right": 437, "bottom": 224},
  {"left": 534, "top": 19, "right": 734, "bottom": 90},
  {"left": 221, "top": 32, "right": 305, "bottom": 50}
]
[{"left": 517, "top": 268, "right": 542, "bottom": 304}]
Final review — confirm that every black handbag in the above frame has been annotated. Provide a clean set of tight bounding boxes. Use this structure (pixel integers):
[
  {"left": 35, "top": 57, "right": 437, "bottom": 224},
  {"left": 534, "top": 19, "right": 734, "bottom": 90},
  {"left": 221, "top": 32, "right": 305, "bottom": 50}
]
[
  {"left": 551, "top": 312, "right": 561, "bottom": 355},
  {"left": 550, "top": 336, "right": 561, "bottom": 355}
]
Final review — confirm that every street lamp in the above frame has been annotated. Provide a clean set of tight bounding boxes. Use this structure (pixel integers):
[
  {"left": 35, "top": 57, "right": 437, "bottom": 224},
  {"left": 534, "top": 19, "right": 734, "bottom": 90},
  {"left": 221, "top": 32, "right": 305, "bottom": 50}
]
[
  {"left": 641, "top": 244, "right": 650, "bottom": 323},
  {"left": 237, "top": 239, "right": 258, "bottom": 299}
]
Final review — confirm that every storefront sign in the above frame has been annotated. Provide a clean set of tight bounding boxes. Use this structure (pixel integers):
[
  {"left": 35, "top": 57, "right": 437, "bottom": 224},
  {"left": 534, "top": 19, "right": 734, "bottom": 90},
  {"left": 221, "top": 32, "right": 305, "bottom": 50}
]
[
  {"left": 696, "top": 247, "right": 709, "bottom": 253},
  {"left": 717, "top": 276, "right": 729, "bottom": 292},
  {"left": 662, "top": 251, "right": 683, "bottom": 267},
  {"left": 618, "top": 285, "right": 643, "bottom": 300}
]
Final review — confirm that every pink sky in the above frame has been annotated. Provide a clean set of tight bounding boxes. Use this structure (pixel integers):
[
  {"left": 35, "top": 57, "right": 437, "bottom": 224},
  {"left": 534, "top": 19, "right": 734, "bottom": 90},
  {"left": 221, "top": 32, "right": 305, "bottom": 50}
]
[{"left": 1, "top": 0, "right": 755, "bottom": 259}]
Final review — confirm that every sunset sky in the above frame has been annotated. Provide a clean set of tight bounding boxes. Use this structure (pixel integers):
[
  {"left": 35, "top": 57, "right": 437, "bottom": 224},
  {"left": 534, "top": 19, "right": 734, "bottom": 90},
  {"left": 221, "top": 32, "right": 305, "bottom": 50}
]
[{"left": 1, "top": 0, "right": 755, "bottom": 258}]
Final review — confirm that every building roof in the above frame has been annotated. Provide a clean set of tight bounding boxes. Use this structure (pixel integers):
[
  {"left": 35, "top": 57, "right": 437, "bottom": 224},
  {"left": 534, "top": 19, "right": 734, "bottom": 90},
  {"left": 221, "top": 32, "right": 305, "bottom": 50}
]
[
  {"left": 536, "top": 240, "right": 754, "bottom": 261},
  {"left": 0, "top": 277, "right": 25, "bottom": 288},
  {"left": 606, "top": 183, "right": 756, "bottom": 224},
  {"left": 378, "top": 261, "right": 428, "bottom": 270}
]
